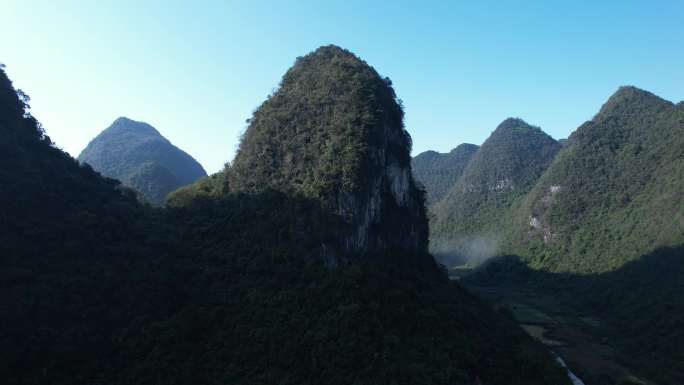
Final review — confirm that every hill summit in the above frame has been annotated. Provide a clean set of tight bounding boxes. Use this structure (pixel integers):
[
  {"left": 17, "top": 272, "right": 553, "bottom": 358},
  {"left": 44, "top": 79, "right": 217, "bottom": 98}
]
[
  {"left": 412, "top": 143, "right": 479, "bottom": 206},
  {"left": 430, "top": 118, "right": 561, "bottom": 266},
  {"left": 78, "top": 117, "right": 207, "bottom": 205}
]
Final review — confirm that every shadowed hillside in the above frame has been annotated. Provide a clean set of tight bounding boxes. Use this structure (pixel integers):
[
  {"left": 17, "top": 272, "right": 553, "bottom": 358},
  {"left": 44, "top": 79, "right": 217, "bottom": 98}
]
[
  {"left": 503, "top": 87, "right": 684, "bottom": 273},
  {"left": 465, "top": 245, "right": 684, "bottom": 385}
]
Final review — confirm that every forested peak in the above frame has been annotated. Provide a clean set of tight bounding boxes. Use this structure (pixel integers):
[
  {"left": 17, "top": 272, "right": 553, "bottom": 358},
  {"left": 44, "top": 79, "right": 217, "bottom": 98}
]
[
  {"left": 413, "top": 144, "right": 479, "bottom": 162},
  {"left": 450, "top": 143, "right": 479, "bottom": 154},
  {"left": 491, "top": 117, "right": 544, "bottom": 136},
  {"left": 453, "top": 119, "right": 560, "bottom": 189},
  {"left": 481, "top": 118, "right": 556, "bottom": 150},
  {"left": 411, "top": 143, "right": 480, "bottom": 206},
  {"left": 104, "top": 116, "right": 162, "bottom": 138},
  {"left": 428, "top": 119, "right": 561, "bottom": 266},
  {"left": 228, "top": 46, "right": 427, "bottom": 263},
  {"left": 282, "top": 44, "right": 381, "bottom": 86},
  {"left": 78, "top": 117, "right": 206, "bottom": 205},
  {"left": 496, "top": 117, "right": 528, "bottom": 129},
  {"left": 595, "top": 86, "right": 673, "bottom": 119},
  {"left": 231, "top": 44, "right": 410, "bottom": 196}
]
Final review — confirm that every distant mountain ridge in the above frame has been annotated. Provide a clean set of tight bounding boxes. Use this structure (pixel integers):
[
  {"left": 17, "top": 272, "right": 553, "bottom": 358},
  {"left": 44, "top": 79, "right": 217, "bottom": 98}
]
[
  {"left": 412, "top": 143, "right": 479, "bottom": 205},
  {"left": 78, "top": 117, "right": 207, "bottom": 205}
]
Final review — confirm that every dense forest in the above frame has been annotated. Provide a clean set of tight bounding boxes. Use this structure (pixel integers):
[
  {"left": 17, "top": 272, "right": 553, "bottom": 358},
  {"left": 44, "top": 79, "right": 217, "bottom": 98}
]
[
  {"left": 503, "top": 86, "right": 684, "bottom": 273},
  {"left": 0, "top": 47, "right": 570, "bottom": 385},
  {"left": 78, "top": 117, "right": 207, "bottom": 205}
]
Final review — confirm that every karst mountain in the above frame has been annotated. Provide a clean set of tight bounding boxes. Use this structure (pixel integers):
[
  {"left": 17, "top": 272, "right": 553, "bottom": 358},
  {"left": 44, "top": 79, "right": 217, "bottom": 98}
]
[{"left": 78, "top": 117, "right": 207, "bottom": 205}]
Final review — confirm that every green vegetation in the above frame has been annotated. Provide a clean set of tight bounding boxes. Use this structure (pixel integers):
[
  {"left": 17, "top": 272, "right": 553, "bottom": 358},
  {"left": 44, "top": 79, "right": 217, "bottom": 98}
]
[
  {"left": 0, "top": 47, "right": 569, "bottom": 385},
  {"left": 429, "top": 118, "right": 561, "bottom": 266},
  {"left": 488, "top": 87, "right": 684, "bottom": 384},
  {"left": 166, "top": 168, "right": 231, "bottom": 207},
  {"left": 230, "top": 45, "right": 410, "bottom": 199},
  {"left": 503, "top": 87, "right": 684, "bottom": 274},
  {"left": 78, "top": 117, "right": 207, "bottom": 205},
  {"left": 421, "top": 87, "right": 684, "bottom": 384},
  {"left": 412, "top": 143, "right": 479, "bottom": 206}
]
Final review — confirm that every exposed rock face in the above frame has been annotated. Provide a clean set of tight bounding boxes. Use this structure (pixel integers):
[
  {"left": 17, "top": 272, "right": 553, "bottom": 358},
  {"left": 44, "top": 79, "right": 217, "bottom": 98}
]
[
  {"left": 78, "top": 117, "right": 207, "bottom": 205},
  {"left": 329, "top": 123, "right": 427, "bottom": 265},
  {"left": 229, "top": 45, "right": 428, "bottom": 264}
]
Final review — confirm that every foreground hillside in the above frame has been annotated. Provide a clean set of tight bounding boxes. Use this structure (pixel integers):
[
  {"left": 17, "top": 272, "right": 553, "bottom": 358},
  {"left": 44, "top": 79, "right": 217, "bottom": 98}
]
[
  {"left": 78, "top": 117, "right": 207, "bottom": 205},
  {"left": 0, "top": 47, "right": 569, "bottom": 385}
]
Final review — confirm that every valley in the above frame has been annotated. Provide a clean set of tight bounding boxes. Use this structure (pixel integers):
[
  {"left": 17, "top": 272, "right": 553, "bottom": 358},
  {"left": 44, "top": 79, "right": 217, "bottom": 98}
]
[{"left": 465, "top": 278, "right": 652, "bottom": 385}]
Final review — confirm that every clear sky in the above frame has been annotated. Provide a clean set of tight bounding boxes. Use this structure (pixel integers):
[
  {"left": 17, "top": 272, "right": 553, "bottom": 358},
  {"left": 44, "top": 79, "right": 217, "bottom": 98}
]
[{"left": 1, "top": 1, "right": 682, "bottom": 173}]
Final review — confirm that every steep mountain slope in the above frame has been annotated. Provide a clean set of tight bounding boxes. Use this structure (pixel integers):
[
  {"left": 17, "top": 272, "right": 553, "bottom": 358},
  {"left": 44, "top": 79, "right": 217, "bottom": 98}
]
[
  {"left": 412, "top": 143, "right": 479, "bottom": 206},
  {"left": 78, "top": 117, "right": 207, "bottom": 205},
  {"left": 1, "top": 50, "right": 569, "bottom": 385},
  {"left": 430, "top": 118, "right": 561, "bottom": 266},
  {"left": 504, "top": 87, "right": 684, "bottom": 273}
]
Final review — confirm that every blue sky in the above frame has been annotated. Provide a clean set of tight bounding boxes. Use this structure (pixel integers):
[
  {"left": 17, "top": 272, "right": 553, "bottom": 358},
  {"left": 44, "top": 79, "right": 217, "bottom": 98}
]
[{"left": 1, "top": 1, "right": 682, "bottom": 173}]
